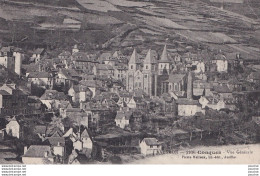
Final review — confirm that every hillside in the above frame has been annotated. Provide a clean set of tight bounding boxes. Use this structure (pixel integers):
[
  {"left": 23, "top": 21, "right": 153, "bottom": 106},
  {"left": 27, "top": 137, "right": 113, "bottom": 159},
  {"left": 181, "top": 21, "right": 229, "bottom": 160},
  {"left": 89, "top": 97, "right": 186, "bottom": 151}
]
[{"left": 0, "top": 0, "right": 259, "bottom": 59}]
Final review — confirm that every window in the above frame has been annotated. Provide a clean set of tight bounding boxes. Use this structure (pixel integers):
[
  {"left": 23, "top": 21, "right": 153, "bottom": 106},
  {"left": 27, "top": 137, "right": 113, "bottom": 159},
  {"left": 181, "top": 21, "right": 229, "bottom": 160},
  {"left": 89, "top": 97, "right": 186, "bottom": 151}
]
[
  {"left": 144, "top": 75, "right": 147, "bottom": 78},
  {"left": 146, "top": 65, "right": 148, "bottom": 69},
  {"left": 150, "top": 146, "right": 153, "bottom": 148},
  {"left": 131, "top": 65, "right": 133, "bottom": 69},
  {"left": 174, "top": 84, "right": 178, "bottom": 91}
]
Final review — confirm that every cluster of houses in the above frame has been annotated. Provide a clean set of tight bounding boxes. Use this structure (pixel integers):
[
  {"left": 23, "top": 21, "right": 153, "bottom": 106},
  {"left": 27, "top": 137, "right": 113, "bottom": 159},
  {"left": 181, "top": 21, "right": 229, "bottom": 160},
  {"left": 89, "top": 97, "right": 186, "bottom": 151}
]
[{"left": 0, "top": 44, "right": 259, "bottom": 164}]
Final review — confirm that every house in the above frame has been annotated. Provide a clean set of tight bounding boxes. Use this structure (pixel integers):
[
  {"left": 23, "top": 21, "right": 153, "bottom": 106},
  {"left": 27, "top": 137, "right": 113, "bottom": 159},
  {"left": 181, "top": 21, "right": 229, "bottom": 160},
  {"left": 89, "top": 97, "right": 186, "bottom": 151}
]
[
  {"left": 94, "top": 128, "right": 140, "bottom": 155},
  {"left": 43, "top": 137, "right": 66, "bottom": 159},
  {"left": 5, "top": 118, "right": 21, "bottom": 139},
  {"left": 199, "top": 96, "right": 210, "bottom": 109},
  {"left": 0, "top": 84, "right": 29, "bottom": 116},
  {"left": 160, "top": 93, "right": 177, "bottom": 115},
  {"left": 31, "top": 48, "right": 46, "bottom": 63},
  {"left": 139, "top": 138, "right": 162, "bottom": 156},
  {"left": 113, "top": 64, "right": 127, "bottom": 82},
  {"left": 27, "top": 72, "right": 54, "bottom": 89},
  {"left": 177, "top": 99, "right": 204, "bottom": 116},
  {"left": 127, "top": 97, "right": 137, "bottom": 109},
  {"left": 27, "top": 96, "right": 45, "bottom": 114},
  {"left": 59, "top": 101, "right": 73, "bottom": 118},
  {"left": 115, "top": 110, "right": 132, "bottom": 129},
  {"left": 71, "top": 52, "right": 98, "bottom": 73},
  {"left": 99, "top": 52, "right": 112, "bottom": 64},
  {"left": 80, "top": 129, "right": 93, "bottom": 157},
  {"left": 118, "top": 91, "right": 132, "bottom": 103},
  {"left": 193, "top": 80, "right": 212, "bottom": 97},
  {"left": 63, "top": 128, "right": 77, "bottom": 139},
  {"left": 0, "top": 46, "right": 15, "bottom": 71},
  {"left": 66, "top": 128, "right": 92, "bottom": 154},
  {"left": 22, "top": 145, "right": 54, "bottom": 164},
  {"left": 194, "top": 60, "right": 205, "bottom": 73},
  {"left": 206, "top": 97, "right": 237, "bottom": 111},
  {"left": 212, "top": 54, "right": 228, "bottom": 72},
  {"left": 117, "top": 97, "right": 128, "bottom": 109},
  {"left": 167, "top": 74, "right": 186, "bottom": 97},
  {"left": 55, "top": 69, "right": 79, "bottom": 92},
  {"left": 95, "top": 64, "right": 114, "bottom": 78},
  {"left": 68, "top": 85, "right": 92, "bottom": 103},
  {"left": 34, "top": 125, "right": 48, "bottom": 140},
  {"left": 79, "top": 80, "right": 102, "bottom": 98},
  {"left": 58, "top": 51, "right": 71, "bottom": 60},
  {"left": 40, "top": 90, "right": 70, "bottom": 110}
]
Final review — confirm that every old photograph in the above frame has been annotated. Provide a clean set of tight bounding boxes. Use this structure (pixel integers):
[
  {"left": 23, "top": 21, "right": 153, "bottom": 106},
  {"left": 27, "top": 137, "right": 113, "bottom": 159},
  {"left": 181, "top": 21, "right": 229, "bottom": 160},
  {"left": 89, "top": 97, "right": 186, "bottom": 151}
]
[{"left": 0, "top": 0, "right": 259, "bottom": 165}]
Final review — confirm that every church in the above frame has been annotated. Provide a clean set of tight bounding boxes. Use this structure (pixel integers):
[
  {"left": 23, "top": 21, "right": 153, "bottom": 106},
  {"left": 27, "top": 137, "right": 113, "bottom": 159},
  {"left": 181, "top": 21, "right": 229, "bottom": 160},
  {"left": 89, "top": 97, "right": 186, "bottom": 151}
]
[{"left": 126, "top": 45, "right": 188, "bottom": 98}]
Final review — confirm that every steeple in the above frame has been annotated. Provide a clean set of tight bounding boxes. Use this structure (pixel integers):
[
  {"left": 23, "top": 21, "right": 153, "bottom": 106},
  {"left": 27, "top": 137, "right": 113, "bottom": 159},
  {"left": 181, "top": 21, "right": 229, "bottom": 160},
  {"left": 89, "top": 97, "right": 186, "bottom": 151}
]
[
  {"left": 144, "top": 49, "right": 152, "bottom": 64},
  {"left": 159, "top": 45, "right": 170, "bottom": 63},
  {"left": 158, "top": 45, "right": 171, "bottom": 75},
  {"left": 113, "top": 51, "right": 119, "bottom": 58},
  {"left": 129, "top": 49, "right": 138, "bottom": 64}
]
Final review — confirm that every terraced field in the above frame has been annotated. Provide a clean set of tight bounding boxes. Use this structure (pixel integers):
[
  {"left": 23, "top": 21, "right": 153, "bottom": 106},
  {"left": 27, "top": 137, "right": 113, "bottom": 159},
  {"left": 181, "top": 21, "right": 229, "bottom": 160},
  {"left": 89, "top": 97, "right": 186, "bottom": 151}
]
[{"left": 0, "top": 0, "right": 259, "bottom": 60}]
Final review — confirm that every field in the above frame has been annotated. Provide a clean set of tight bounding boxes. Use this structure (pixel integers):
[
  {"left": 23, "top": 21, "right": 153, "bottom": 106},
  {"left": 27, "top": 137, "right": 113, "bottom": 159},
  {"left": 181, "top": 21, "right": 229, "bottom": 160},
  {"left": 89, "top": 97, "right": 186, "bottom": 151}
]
[{"left": 0, "top": 0, "right": 259, "bottom": 60}]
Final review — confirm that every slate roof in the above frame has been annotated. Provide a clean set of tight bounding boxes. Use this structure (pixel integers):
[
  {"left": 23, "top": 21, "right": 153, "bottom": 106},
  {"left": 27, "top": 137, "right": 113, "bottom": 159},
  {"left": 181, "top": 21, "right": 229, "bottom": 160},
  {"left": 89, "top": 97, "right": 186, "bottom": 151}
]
[
  {"left": 46, "top": 128, "right": 63, "bottom": 137},
  {"left": 72, "top": 52, "right": 95, "bottom": 62},
  {"left": 40, "top": 90, "right": 69, "bottom": 101},
  {"left": 177, "top": 98, "right": 200, "bottom": 105},
  {"left": 33, "top": 48, "right": 45, "bottom": 55},
  {"left": 71, "top": 85, "right": 90, "bottom": 93},
  {"left": 115, "top": 64, "right": 127, "bottom": 70},
  {"left": 168, "top": 74, "right": 186, "bottom": 83},
  {"left": 44, "top": 137, "right": 65, "bottom": 147},
  {"left": 143, "top": 49, "right": 157, "bottom": 64},
  {"left": 23, "top": 145, "right": 54, "bottom": 158},
  {"left": 158, "top": 45, "right": 170, "bottom": 63},
  {"left": 28, "top": 72, "right": 52, "bottom": 78},
  {"left": 79, "top": 80, "right": 101, "bottom": 88},
  {"left": 99, "top": 52, "right": 112, "bottom": 61},
  {"left": 96, "top": 64, "right": 114, "bottom": 70},
  {"left": 34, "top": 125, "right": 47, "bottom": 135},
  {"left": 59, "top": 69, "right": 79, "bottom": 79},
  {"left": 66, "top": 108, "right": 83, "bottom": 112},
  {"left": 214, "top": 54, "right": 226, "bottom": 60},
  {"left": 0, "top": 90, "right": 11, "bottom": 96},
  {"left": 142, "top": 138, "right": 161, "bottom": 146},
  {"left": 128, "top": 49, "right": 141, "bottom": 64},
  {"left": 81, "top": 129, "right": 90, "bottom": 138},
  {"left": 59, "top": 51, "right": 71, "bottom": 57}
]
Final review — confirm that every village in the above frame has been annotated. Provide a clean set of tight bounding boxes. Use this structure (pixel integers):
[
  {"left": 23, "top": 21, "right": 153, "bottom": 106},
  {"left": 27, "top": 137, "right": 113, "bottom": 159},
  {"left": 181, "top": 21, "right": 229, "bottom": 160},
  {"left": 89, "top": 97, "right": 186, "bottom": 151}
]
[{"left": 0, "top": 43, "right": 259, "bottom": 164}]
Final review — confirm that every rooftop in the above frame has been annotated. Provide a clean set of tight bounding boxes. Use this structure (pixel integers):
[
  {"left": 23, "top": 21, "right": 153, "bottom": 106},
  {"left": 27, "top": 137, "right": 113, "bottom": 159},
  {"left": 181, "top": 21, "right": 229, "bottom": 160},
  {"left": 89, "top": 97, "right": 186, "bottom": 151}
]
[{"left": 23, "top": 145, "right": 54, "bottom": 158}]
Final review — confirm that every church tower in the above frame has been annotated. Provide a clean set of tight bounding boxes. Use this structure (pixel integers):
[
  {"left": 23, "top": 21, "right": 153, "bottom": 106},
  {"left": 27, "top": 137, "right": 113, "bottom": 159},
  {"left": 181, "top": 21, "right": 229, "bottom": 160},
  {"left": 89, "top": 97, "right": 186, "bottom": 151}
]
[
  {"left": 126, "top": 49, "right": 138, "bottom": 92},
  {"left": 128, "top": 49, "right": 138, "bottom": 71},
  {"left": 143, "top": 49, "right": 157, "bottom": 96},
  {"left": 158, "top": 45, "right": 171, "bottom": 75}
]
